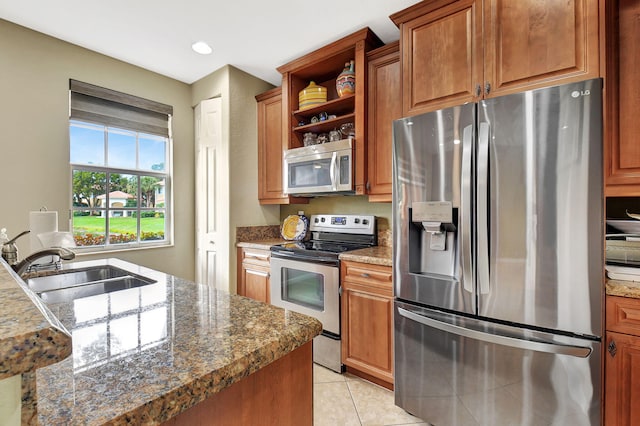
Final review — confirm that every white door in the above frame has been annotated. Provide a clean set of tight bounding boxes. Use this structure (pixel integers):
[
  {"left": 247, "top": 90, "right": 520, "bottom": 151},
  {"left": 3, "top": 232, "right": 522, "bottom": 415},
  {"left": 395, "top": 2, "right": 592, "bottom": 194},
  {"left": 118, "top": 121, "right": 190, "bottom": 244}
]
[{"left": 195, "top": 97, "right": 229, "bottom": 290}]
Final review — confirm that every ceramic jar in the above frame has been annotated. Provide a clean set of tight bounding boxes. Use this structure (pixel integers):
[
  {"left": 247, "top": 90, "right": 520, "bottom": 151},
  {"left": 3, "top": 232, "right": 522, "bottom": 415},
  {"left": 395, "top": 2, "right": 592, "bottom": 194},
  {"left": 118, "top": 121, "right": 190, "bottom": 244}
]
[
  {"left": 336, "top": 60, "right": 355, "bottom": 97},
  {"left": 298, "top": 81, "right": 327, "bottom": 110}
]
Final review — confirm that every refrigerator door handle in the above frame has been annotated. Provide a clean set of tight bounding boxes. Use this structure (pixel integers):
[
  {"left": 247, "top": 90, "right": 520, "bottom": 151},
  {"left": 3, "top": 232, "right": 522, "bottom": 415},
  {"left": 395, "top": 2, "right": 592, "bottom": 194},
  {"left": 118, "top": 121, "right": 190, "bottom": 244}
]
[
  {"left": 461, "top": 125, "right": 473, "bottom": 294},
  {"left": 477, "top": 122, "right": 490, "bottom": 294},
  {"left": 397, "top": 307, "right": 592, "bottom": 358}
]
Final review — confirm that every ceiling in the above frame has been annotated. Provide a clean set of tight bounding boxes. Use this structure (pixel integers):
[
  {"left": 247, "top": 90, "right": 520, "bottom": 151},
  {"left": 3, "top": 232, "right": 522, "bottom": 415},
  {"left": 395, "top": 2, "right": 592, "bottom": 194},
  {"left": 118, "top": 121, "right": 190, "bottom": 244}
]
[{"left": 0, "top": 0, "right": 422, "bottom": 85}]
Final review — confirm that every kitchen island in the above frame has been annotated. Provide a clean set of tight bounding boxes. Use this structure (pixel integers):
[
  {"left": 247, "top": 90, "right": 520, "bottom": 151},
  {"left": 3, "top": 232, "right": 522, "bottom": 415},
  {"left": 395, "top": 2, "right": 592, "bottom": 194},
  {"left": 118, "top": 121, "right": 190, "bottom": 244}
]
[{"left": 7, "top": 258, "right": 322, "bottom": 425}]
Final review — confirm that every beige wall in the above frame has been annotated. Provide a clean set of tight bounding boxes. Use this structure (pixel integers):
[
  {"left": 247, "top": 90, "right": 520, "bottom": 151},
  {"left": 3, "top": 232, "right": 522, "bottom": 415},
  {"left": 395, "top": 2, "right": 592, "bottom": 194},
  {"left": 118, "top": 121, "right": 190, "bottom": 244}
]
[
  {"left": 0, "top": 19, "right": 195, "bottom": 280},
  {"left": 191, "top": 65, "right": 279, "bottom": 292}
]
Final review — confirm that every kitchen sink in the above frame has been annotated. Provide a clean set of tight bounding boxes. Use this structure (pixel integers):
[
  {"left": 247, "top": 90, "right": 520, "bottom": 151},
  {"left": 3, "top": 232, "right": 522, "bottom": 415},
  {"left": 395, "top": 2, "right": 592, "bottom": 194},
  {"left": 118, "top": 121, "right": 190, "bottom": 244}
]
[{"left": 26, "top": 265, "right": 156, "bottom": 303}]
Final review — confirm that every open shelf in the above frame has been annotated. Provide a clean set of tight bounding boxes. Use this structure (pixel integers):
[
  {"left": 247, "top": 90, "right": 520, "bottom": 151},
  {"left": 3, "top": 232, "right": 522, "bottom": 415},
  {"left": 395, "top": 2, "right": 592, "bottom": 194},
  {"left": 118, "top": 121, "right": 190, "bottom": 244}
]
[
  {"left": 293, "top": 113, "right": 355, "bottom": 135},
  {"left": 277, "top": 27, "right": 384, "bottom": 193},
  {"left": 293, "top": 94, "right": 355, "bottom": 119}
]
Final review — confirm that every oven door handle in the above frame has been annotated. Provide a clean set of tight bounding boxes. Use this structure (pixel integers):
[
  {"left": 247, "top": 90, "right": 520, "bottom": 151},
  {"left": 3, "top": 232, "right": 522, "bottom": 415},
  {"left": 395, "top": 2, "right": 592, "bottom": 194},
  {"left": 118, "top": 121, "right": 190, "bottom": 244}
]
[{"left": 270, "top": 251, "right": 340, "bottom": 266}]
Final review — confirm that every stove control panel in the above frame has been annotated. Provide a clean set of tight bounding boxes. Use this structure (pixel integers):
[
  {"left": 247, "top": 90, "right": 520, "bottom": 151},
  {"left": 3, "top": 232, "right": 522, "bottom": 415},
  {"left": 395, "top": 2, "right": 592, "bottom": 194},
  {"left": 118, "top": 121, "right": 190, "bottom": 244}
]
[{"left": 309, "top": 214, "right": 376, "bottom": 235}]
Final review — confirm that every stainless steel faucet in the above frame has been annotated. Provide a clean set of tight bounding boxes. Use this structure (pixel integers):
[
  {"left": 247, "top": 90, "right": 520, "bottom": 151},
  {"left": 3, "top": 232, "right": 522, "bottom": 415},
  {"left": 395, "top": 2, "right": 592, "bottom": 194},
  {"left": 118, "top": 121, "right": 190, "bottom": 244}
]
[{"left": 12, "top": 247, "right": 75, "bottom": 275}]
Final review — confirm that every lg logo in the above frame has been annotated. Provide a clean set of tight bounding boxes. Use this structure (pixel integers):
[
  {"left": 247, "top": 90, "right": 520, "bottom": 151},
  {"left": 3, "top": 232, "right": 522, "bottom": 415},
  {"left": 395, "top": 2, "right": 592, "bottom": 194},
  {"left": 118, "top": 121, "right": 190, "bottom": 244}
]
[{"left": 571, "top": 90, "right": 591, "bottom": 98}]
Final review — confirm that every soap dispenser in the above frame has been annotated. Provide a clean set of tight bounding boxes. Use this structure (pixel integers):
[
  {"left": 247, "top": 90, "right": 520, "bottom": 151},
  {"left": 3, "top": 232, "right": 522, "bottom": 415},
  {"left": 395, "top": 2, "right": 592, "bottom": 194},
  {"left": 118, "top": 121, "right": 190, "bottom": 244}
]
[{"left": 1, "top": 229, "right": 30, "bottom": 265}]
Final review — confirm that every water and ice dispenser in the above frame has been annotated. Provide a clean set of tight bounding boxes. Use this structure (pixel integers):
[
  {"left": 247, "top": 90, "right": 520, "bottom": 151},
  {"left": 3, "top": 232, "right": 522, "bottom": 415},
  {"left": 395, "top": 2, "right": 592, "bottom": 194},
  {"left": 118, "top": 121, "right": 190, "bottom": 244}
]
[{"left": 409, "top": 201, "right": 459, "bottom": 278}]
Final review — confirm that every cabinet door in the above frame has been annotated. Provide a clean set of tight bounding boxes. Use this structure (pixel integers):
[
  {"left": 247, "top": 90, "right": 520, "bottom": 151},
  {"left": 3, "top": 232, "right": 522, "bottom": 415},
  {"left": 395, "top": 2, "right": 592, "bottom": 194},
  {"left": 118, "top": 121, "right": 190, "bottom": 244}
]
[
  {"left": 605, "top": 331, "right": 640, "bottom": 425},
  {"left": 400, "top": 0, "right": 483, "bottom": 116},
  {"left": 342, "top": 287, "right": 393, "bottom": 384},
  {"left": 605, "top": 0, "right": 640, "bottom": 194},
  {"left": 367, "top": 42, "right": 401, "bottom": 202},
  {"left": 256, "top": 88, "right": 286, "bottom": 204},
  {"left": 483, "top": 0, "right": 599, "bottom": 98},
  {"left": 242, "top": 265, "right": 270, "bottom": 304},
  {"left": 341, "top": 261, "right": 394, "bottom": 386}
]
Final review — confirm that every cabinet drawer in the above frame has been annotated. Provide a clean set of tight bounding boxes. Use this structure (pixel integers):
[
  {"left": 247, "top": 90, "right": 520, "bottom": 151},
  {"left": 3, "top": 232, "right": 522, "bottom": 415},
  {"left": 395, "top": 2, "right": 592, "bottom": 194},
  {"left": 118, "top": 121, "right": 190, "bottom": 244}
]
[
  {"left": 607, "top": 295, "right": 640, "bottom": 336},
  {"left": 240, "top": 248, "right": 271, "bottom": 267},
  {"left": 342, "top": 261, "right": 392, "bottom": 295}
]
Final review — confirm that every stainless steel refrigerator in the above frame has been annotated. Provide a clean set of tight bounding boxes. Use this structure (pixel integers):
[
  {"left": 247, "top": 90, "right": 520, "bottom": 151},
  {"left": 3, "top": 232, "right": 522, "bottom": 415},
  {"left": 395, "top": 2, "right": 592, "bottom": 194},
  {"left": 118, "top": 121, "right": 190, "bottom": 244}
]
[{"left": 392, "top": 78, "right": 603, "bottom": 425}]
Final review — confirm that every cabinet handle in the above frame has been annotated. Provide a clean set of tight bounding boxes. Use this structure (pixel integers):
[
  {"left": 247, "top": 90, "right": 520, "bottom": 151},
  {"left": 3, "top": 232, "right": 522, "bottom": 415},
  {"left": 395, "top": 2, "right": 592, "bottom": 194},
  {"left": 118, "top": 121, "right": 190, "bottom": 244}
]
[
  {"left": 475, "top": 84, "right": 481, "bottom": 97},
  {"left": 608, "top": 340, "right": 617, "bottom": 357},
  {"left": 361, "top": 273, "right": 370, "bottom": 278},
  {"left": 484, "top": 82, "right": 491, "bottom": 95}
]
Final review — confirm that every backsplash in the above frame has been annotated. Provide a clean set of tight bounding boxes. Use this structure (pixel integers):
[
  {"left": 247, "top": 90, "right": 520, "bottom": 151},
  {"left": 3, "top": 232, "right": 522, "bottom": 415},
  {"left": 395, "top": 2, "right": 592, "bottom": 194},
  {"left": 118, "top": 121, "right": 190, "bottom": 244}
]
[
  {"left": 235, "top": 225, "right": 281, "bottom": 242},
  {"left": 378, "top": 229, "right": 392, "bottom": 247}
]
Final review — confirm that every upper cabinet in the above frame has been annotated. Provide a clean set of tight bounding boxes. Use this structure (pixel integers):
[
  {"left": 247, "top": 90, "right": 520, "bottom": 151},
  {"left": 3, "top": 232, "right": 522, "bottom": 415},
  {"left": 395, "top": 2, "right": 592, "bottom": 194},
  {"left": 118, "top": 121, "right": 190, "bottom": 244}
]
[
  {"left": 367, "top": 42, "right": 401, "bottom": 203},
  {"left": 277, "top": 28, "right": 383, "bottom": 195},
  {"left": 390, "top": 0, "right": 600, "bottom": 116},
  {"left": 604, "top": 0, "right": 640, "bottom": 196},
  {"left": 255, "top": 87, "right": 308, "bottom": 205}
]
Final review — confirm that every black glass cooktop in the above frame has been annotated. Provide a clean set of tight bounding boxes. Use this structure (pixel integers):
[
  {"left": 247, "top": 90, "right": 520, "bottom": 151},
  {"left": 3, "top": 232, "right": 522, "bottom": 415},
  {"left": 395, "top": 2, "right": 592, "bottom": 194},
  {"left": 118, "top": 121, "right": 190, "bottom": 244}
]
[{"left": 271, "top": 240, "right": 371, "bottom": 255}]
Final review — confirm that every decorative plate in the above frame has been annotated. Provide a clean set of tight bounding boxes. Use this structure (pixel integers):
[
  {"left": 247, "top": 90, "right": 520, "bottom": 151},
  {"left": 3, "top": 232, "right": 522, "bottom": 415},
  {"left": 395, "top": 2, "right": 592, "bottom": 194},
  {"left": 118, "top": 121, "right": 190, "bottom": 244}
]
[{"left": 281, "top": 215, "right": 309, "bottom": 241}]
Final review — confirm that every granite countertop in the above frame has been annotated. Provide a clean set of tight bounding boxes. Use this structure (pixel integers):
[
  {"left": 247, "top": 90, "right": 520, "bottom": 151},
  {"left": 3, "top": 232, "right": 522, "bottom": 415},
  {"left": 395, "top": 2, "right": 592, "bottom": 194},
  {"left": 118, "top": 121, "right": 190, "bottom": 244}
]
[
  {"left": 19, "top": 258, "right": 321, "bottom": 425},
  {"left": 0, "top": 259, "right": 72, "bottom": 379},
  {"left": 606, "top": 278, "right": 640, "bottom": 299},
  {"left": 236, "top": 239, "right": 288, "bottom": 250},
  {"left": 339, "top": 246, "right": 393, "bottom": 267}
]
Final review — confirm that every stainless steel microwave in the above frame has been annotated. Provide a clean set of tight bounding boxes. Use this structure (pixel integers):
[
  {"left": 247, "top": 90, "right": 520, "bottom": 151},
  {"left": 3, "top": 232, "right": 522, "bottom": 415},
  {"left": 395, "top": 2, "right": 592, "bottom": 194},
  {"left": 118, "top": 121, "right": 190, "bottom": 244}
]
[{"left": 283, "top": 138, "right": 353, "bottom": 195}]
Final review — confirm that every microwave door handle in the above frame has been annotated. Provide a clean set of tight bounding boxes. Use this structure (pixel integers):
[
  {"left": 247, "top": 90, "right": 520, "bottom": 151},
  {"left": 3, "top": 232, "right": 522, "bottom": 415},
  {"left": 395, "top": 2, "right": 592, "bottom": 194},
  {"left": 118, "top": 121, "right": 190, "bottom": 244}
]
[{"left": 330, "top": 151, "right": 338, "bottom": 191}]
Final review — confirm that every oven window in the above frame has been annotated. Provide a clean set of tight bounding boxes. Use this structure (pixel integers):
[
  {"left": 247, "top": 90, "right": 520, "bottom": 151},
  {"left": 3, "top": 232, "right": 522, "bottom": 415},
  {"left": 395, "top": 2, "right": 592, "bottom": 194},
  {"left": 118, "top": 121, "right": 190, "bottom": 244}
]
[{"left": 281, "top": 268, "right": 324, "bottom": 311}]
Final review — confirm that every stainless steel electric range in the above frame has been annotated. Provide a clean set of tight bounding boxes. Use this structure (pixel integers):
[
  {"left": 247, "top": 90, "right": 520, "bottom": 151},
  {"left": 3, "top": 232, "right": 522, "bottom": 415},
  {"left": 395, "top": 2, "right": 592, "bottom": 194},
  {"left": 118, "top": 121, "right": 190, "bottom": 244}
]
[{"left": 270, "top": 214, "right": 377, "bottom": 372}]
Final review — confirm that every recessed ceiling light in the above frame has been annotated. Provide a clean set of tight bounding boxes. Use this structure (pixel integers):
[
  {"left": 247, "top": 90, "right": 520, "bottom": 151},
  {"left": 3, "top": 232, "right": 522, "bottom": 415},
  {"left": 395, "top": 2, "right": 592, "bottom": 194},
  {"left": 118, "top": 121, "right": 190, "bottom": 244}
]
[{"left": 191, "top": 41, "right": 212, "bottom": 55}]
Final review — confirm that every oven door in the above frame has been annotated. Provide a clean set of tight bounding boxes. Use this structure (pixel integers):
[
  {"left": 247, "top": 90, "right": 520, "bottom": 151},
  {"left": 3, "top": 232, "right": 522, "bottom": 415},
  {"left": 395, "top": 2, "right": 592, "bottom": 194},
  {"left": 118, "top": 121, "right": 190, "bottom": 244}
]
[{"left": 270, "top": 255, "right": 340, "bottom": 335}]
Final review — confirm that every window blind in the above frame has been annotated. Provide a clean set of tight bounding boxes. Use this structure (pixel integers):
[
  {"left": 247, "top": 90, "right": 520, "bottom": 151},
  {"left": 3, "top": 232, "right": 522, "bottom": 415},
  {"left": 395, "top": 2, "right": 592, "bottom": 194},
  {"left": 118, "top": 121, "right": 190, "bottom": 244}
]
[{"left": 69, "top": 79, "right": 173, "bottom": 137}]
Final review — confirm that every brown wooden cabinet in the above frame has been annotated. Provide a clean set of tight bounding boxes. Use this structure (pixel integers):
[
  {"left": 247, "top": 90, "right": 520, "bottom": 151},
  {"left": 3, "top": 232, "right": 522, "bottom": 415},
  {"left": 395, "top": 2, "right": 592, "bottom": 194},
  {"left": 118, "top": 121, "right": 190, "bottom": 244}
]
[
  {"left": 255, "top": 87, "right": 308, "bottom": 205},
  {"left": 604, "top": 0, "right": 640, "bottom": 195},
  {"left": 341, "top": 260, "right": 393, "bottom": 389},
  {"left": 366, "top": 42, "right": 401, "bottom": 203},
  {"left": 390, "top": 0, "right": 600, "bottom": 116},
  {"left": 277, "top": 28, "right": 383, "bottom": 195},
  {"left": 237, "top": 247, "right": 271, "bottom": 304},
  {"left": 605, "top": 295, "right": 640, "bottom": 425}
]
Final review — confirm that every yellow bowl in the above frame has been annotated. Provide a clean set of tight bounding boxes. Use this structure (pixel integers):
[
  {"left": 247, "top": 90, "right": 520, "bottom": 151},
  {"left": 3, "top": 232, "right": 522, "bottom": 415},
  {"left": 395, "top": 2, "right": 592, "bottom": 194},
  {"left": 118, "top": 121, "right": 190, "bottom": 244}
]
[{"left": 299, "top": 81, "right": 327, "bottom": 110}]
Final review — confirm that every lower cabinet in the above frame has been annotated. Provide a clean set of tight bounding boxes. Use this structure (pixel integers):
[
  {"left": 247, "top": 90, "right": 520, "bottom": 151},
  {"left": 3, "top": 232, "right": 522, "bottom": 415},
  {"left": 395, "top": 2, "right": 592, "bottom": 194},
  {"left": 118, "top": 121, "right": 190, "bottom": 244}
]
[
  {"left": 237, "top": 247, "right": 271, "bottom": 304},
  {"left": 341, "top": 260, "right": 393, "bottom": 388},
  {"left": 605, "top": 295, "right": 640, "bottom": 425}
]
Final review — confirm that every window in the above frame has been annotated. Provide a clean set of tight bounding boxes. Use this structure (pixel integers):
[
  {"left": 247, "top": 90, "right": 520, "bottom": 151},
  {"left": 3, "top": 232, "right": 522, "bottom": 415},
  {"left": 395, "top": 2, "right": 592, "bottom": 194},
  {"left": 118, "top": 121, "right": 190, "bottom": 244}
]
[{"left": 69, "top": 80, "right": 173, "bottom": 250}]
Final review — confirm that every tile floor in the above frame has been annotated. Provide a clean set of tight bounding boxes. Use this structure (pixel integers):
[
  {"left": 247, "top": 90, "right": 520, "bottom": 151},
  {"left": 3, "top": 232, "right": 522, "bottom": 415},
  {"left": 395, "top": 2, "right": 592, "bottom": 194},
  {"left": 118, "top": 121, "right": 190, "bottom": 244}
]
[{"left": 313, "top": 364, "right": 429, "bottom": 426}]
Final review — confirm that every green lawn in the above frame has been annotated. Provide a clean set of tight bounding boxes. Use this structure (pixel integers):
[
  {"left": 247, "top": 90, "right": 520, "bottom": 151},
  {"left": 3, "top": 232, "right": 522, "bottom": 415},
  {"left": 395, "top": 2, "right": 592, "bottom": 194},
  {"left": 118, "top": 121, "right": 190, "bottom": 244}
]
[{"left": 73, "top": 216, "right": 165, "bottom": 234}]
